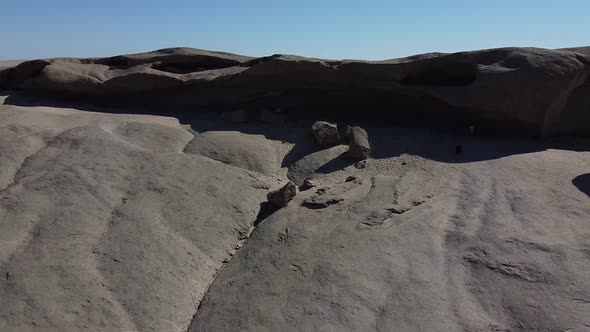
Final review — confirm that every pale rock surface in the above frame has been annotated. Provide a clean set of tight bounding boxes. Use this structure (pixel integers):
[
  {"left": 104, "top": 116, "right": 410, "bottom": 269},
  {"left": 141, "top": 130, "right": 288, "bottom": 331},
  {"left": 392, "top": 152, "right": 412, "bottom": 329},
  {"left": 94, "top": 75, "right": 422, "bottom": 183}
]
[
  {"left": 191, "top": 144, "right": 590, "bottom": 331},
  {"left": 184, "top": 131, "right": 278, "bottom": 175},
  {"left": 0, "top": 101, "right": 268, "bottom": 331}
]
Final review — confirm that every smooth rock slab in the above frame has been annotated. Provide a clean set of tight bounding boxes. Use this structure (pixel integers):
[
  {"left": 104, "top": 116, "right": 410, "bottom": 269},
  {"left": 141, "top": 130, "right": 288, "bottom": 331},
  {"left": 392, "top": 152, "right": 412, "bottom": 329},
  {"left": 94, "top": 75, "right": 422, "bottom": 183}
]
[{"left": 184, "top": 131, "right": 278, "bottom": 175}]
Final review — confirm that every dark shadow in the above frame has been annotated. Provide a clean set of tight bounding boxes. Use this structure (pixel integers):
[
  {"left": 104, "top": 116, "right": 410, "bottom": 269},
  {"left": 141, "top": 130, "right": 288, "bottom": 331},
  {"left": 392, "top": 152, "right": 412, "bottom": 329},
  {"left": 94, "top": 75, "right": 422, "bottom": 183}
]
[
  {"left": 280, "top": 135, "right": 316, "bottom": 168},
  {"left": 572, "top": 174, "right": 590, "bottom": 197},
  {"left": 253, "top": 202, "right": 279, "bottom": 226},
  {"left": 315, "top": 152, "right": 357, "bottom": 174},
  {"left": 3, "top": 91, "right": 589, "bottom": 165}
]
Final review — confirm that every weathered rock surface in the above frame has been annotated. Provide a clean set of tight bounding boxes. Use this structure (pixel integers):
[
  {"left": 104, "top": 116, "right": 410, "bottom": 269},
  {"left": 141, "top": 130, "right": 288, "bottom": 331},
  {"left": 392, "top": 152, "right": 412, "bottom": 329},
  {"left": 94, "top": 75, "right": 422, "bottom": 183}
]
[
  {"left": 0, "top": 101, "right": 268, "bottom": 331},
  {"left": 2, "top": 56, "right": 590, "bottom": 331},
  {"left": 2, "top": 47, "right": 590, "bottom": 136},
  {"left": 190, "top": 148, "right": 590, "bottom": 331},
  {"left": 184, "top": 131, "right": 278, "bottom": 175},
  {"left": 312, "top": 121, "right": 340, "bottom": 147}
]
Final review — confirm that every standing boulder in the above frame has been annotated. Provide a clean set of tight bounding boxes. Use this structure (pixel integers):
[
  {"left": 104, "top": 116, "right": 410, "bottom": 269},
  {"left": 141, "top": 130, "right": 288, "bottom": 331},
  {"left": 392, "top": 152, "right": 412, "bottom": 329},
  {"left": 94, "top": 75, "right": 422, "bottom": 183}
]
[
  {"left": 267, "top": 181, "right": 298, "bottom": 207},
  {"left": 312, "top": 121, "right": 340, "bottom": 147},
  {"left": 347, "top": 126, "right": 371, "bottom": 159}
]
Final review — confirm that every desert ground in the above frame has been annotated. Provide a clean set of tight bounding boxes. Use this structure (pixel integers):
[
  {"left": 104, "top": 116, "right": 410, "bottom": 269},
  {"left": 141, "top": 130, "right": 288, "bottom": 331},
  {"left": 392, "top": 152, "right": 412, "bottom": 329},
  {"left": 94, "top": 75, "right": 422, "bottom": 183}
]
[{"left": 0, "top": 47, "right": 589, "bottom": 331}]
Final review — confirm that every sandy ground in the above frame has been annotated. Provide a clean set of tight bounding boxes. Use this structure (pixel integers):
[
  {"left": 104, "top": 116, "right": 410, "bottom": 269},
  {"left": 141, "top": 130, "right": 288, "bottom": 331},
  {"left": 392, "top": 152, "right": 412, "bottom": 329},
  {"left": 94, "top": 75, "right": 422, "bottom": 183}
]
[{"left": 1, "top": 93, "right": 589, "bottom": 331}]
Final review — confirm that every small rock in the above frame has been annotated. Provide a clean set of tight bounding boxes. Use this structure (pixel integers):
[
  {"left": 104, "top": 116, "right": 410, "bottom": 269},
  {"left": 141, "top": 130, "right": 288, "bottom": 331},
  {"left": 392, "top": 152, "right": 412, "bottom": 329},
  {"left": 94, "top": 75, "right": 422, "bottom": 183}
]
[
  {"left": 260, "top": 109, "right": 286, "bottom": 124},
  {"left": 347, "top": 126, "right": 371, "bottom": 159},
  {"left": 299, "top": 178, "right": 318, "bottom": 191},
  {"left": 221, "top": 109, "right": 247, "bottom": 123},
  {"left": 401, "top": 161, "right": 407, "bottom": 165},
  {"left": 312, "top": 121, "right": 340, "bottom": 147},
  {"left": 345, "top": 176, "right": 357, "bottom": 182},
  {"left": 267, "top": 181, "right": 298, "bottom": 207}
]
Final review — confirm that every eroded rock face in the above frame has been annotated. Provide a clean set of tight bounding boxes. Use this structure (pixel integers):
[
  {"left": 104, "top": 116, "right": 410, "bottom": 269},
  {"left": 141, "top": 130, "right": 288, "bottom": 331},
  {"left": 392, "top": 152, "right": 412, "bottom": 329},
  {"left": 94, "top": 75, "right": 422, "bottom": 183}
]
[
  {"left": 190, "top": 158, "right": 590, "bottom": 331},
  {"left": 0, "top": 104, "right": 269, "bottom": 331},
  {"left": 2, "top": 47, "right": 589, "bottom": 136}
]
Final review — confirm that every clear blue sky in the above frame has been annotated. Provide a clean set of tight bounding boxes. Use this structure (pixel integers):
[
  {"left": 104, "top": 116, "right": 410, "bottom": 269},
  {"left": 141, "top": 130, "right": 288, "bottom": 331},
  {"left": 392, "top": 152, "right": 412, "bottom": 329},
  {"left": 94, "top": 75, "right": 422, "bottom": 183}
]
[{"left": 1, "top": 0, "right": 588, "bottom": 60}]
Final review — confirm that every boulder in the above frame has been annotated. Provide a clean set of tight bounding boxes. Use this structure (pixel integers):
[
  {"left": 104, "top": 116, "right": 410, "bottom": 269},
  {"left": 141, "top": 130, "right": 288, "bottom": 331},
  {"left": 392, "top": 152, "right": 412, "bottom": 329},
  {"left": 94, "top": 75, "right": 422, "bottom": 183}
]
[
  {"left": 267, "top": 181, "right": 298, "bottom": 207},
  {"left": 347, "top": 126, "right": 371, "bottom": 159},
  {"left": 312, "top": 121, "right": 340, "bottom": 147}
]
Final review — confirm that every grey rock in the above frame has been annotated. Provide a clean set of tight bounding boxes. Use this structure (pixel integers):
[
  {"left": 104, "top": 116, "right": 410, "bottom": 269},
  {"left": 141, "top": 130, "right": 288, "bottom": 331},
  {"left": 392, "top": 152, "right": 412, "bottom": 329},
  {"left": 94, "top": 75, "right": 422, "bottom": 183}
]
[
  {"left": 312, "top": 121, "right": 340, "bottom": 147},
  {"left": 347, "top": 126, "right": 371, "bottom": 159},
  {"left": 267, "top": 181, "right": 298, "bottom": 207}
]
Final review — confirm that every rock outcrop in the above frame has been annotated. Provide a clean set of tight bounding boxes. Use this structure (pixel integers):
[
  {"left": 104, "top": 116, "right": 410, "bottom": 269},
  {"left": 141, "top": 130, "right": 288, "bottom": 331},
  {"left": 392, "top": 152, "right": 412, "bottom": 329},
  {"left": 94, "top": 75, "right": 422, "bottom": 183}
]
[
  {"left": 1, "top": 96, "right": 589, "bottom": 331},
  {"left": 2, "top": 47, "right": 590, "bottom": 136}
]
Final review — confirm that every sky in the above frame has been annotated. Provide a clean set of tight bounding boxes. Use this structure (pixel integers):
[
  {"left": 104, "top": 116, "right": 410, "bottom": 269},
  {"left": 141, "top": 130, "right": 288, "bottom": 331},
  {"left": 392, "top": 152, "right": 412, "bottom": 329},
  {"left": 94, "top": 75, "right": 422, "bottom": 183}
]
[{"left": 1, "top": 0, "right": 589, "bottom": 60}]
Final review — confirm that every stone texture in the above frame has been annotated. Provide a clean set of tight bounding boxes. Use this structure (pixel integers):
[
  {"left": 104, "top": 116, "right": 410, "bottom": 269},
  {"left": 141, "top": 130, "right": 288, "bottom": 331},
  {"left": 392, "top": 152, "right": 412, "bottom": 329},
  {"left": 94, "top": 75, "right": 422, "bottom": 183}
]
[
  {"left": 347, "top": 126, "right": 371, "bottom": 159},
  {"left": 267, "top": 181, "right": 298, "bottom": 207},
  {"left": 312, "top": 121, "right": 340, "bottom": 146}
]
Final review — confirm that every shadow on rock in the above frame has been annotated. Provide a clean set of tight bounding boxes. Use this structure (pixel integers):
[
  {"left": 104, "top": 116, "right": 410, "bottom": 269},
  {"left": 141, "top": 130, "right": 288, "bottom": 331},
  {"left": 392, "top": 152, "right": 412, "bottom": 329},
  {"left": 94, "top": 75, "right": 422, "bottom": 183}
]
[
  {"left": 369, "top": 126, "right": 590, "bottom": 163},
  {"left": 572, "top": 173, "right": 590, "bottom": 196},
  {"left": 315, "top": 152, "right": 357, "bottom": 174},
  {"left": 253, "top": 202, "right": 280, "bottom": 226},
  {"left": 4, "top": 92, "right": 590, "bottom": 165}
]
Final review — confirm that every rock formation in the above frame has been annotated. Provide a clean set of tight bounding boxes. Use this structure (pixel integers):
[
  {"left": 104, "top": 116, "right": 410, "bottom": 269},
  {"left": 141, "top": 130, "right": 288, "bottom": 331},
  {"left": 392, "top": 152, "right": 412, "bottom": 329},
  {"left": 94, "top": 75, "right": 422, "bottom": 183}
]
[
  {"left": 1, "top": 47, "right": 589, "bottom": 136},
  {"left": 1, "top": 46, "right": 590, "bottom": 331}
]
